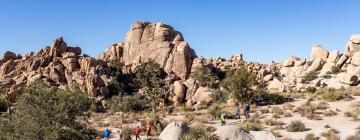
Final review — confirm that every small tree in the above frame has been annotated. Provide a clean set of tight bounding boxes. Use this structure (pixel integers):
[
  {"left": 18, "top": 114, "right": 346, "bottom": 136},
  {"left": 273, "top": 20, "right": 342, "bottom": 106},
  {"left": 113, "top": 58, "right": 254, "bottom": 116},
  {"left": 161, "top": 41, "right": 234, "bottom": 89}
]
[
  {"left": 221, "top": 66, "right": 256, "bottom": 104},
  {"left": 303, "top": 71, "right": 318, "bottom": 82},
  {"left": 192, "top": 66, "right": 219, "bottom": 88},
  {"left": 0, "top": 81, "right": 96, "bottom": 140},
  {"left": 135, "top": 60, "right": 166, "bottom": 113}
]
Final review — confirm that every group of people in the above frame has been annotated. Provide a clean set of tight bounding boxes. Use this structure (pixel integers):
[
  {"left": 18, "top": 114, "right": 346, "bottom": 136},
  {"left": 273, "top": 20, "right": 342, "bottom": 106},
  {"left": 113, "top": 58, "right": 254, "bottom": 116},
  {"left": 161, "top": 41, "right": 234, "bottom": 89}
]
[
  {"left": 102, "top": 120, "right": 161, "bottom": 140},
  {"left": 220, "top": 103, "right": 251, "bottom": 126}
]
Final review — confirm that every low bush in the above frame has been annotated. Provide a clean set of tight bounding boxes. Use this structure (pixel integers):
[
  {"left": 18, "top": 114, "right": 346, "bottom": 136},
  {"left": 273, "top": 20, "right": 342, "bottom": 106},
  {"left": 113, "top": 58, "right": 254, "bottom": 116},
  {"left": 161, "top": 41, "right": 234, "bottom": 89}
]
[
  {"left": 320, "top": 89, "right": 344, "bottom": 101},
  {"left": 321, "top": 128, "right": 340, "bottom": 140},
  {"left": 208, "top": 104, "right": 222, "bottom": 119},
  {"left": 326, "top": 66, "right": 342, "bottom": 75},
  {"left": 238, "top": 122, "right": 263, "bottom": 132},
  {"left": 286, "top": 121, "right": 307, "bottom": 132},
  {"left": 272, "top": 106, "right": 283, "bottom": 116},
  {"left": 304, "top": 133, "right": 318, "bottom": 140},
  {"left": 180, "top": 126, "right": 219, "bottom": 140},
  {"left": 108, "top": 94, "right": 149, "bottom": 113},
  {"left": 303, "top": 71, "right": 318, "bottom": 82},
  {"left": 344, "top": 101, "right": 360, "bottom": 121},
  {"left": 322, "top": 74, "right": 332, "bottom": 79},
  {"left": 324, "top": 110, "right": 337, "bottom": 117},
  {"left": 304, "top": 87, "right": 317, "bottom": 93}
]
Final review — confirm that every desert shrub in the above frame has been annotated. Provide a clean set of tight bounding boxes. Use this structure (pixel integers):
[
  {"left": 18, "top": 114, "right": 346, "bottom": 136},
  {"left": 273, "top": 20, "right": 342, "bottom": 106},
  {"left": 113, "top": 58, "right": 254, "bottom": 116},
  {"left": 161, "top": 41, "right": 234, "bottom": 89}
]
[
  {"left": 303, "top": 71, "right": 318, "bottom": 82},
  {"left": 284, "top": 111, "right": 293, "bottom": 117},
  {"left": 208, "top": 104, "right": 221, "bottom": 119},
  {"left": 260, "top": 108, "right": 270, "bottom": 114},
  {"left": 320, "top": 89, "right": 344, "bottom": 101},
  {"left": 286, "top": 121, "right": 307, "bottom": 132},
  {"left": 0, "top": 81, "right": 96, "bottom": 140},
  {"left": 238, "top": 122, "right": 263, "bottom": 132},
  {"left": 322, "top": 74, "right": 332, "bottom": 79},
  {"left": 345, "top": 87, "right": 360, "bottom": 96},
  {"left": 192, "top": 66, "right": 219, "bottom": 88},
  {"left": 326, "top": 66, "right": 342, "bottom": 75},
  {"left": 121, "top": 127, "right": 133, "bottom": 140},
  {"left": 294, "top": 102, "right": 323, "bottom": 120},
  {"left": 108, "top": 94, "right": 149, "bottom": 113},
  {"left": 184, "top": 113, "right": 195, "bottom": 123},
  {"left": 253, "top": 93, "right": 291, "bottom": 105},
  {"left": 304, "top": 87, "right": 317, "bottom": 93},
  {"left": 221, "top": 66, "right": 256, "bottom": 104},
  {"left": 344, "top": 101, "right": 360, "bottom": 121},
  {"left": 321, "top": 128, "right": 340, "bottom": 140},
  {"left": 304, "top": 133, "right": 318, "bottom": 140},
  {"left": 180, "top": 126, "right": 219, "bottom": 140},
  {"left": 264, "top": 119, "right": 285, "bottom": 126},
  {"left": 324, "top": 110, "right": 337, "bottom": 116},
  {"left": 272, "top": 66, "right": 283, "bottom": 81},
  {"left": 317, "top": 102, "right": 329, "bottom": 110},
  {"left": 271, "top": 106, "right": 283, "bottom": 115}
]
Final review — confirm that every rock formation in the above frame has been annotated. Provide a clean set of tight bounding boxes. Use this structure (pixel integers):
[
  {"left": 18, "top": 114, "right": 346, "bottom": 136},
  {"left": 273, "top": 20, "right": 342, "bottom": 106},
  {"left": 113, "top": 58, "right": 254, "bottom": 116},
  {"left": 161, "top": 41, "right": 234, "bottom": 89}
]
[
  {"left": 0, "top": 37, "right": 112, "bottom": 103},
  {"left": 100, "top": 22, "right": 197, "bottom": 80}
]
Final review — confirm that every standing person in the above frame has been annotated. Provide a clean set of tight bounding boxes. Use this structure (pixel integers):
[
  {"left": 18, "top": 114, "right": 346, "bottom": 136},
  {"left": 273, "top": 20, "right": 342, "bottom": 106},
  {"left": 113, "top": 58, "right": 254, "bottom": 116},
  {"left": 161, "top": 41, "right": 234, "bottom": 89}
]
[
  {"left": 244, "top": 102, "right": 250, "bottom": 120},
  {"left": 234, "top": 105, "right": 240, "bottom": 119},
  {"left": 134, "top": 124, "right": 142, "bottom": 140},
  {"left": 102, "top": 128, "right": 111, "bottom": 140},
  {"left": 146, "top": 121, "right": 153, "bottom": 137},
  {"left": 220, "top": 112, "right": 226, "bottom": 126}
]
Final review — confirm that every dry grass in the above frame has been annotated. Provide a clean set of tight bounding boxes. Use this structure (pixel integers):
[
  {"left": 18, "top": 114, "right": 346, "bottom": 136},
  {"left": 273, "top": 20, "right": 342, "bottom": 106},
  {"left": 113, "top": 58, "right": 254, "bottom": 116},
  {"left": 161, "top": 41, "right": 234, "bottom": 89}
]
[
  {"left": 321, "top": 128, "right": 340, "bottom": 140},
  {"left": 286, "top": 121, "right": 307, "bottom": 132},
  {"left": 304, "top": 133, "right": 319, "bottom": 140},
  {"left": 324, "top": 110, "right": 337, "bottom": 117},
  {"left": 344, "top": 101, "right": 360, "bottom": 121}
]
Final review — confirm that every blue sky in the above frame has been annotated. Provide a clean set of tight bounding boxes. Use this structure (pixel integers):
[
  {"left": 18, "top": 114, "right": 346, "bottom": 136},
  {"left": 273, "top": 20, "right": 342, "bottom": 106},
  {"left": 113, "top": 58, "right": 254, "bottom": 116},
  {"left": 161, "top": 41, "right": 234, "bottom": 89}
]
[{"left": 0, "top": 0, "right": 359, "bottom": 63}]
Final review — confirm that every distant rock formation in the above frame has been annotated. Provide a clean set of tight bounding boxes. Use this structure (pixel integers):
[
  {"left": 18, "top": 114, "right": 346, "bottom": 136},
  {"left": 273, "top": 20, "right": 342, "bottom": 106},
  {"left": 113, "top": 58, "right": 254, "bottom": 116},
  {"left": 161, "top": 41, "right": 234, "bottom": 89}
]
[
  {"left": 0, "top": 37, "right": 112, "bottom": 102},
  {"left": 100, "top": 22, "right": 197, "bottom": 79}
]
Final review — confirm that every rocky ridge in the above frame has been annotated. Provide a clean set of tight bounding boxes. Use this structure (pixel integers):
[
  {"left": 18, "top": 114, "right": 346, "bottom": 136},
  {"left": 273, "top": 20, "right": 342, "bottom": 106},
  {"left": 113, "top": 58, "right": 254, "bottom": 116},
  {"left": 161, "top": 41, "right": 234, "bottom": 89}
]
[{"left": 1, "top": 21, "right": 360, "bottom": 109}]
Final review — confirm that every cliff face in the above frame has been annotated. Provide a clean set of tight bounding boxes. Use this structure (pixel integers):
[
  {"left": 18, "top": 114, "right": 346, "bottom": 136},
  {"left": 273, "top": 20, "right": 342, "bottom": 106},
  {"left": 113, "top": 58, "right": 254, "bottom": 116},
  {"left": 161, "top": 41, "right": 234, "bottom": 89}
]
[{"left": 99, "top": 22, "right": 197, "bottom": 80}]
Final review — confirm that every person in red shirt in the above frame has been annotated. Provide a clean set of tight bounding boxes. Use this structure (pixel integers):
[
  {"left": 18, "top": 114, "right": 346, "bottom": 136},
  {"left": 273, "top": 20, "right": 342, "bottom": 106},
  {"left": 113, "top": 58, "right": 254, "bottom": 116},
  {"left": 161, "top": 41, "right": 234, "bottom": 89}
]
[
  {"left": 146, "top": 122, "right": 153, "bottom": 137},
  {"left": 134, "top": 124, "right": 142, "bottom": 140}
]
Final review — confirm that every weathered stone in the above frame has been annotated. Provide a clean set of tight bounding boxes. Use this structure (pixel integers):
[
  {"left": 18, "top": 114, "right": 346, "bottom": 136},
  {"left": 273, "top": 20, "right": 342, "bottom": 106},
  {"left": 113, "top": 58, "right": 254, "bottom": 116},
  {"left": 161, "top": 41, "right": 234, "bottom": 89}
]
[
  {"left": 338, "top": 73, "right": 358, "bottom": 85},
  {"left": 351, "top": 52, "right": 360, "bottom": 66},
  {"left": 67, "top": 46, "right": 82, "bottom": 55},
  {"left": 320, "top": 62, "right": 335, "bottom": 75},
  {"left": 336, "top": 54, "right": 348, "bottom": 67},
  {"left": 268, "top": 78, "right": 285, "bottom": 93},
  {"left": 347, "top": 64, "right": 360, "bottom": 77},
  {"left": 327, "top": 49, "right": 339, "bottom": 63},
  {"left": 213, "top": 125, "right": 252, "bottom": 140},
  {"left": 263, "top": 74, "right": 273, "bottom": 82},
  {"left": 159, "top": 122, "right": 189, "bottom": 140},
  {"left": 345, "top": 34, "right": 360, "bottom": 57},
  {"left": 119, "top": 22, "right": 197, "bottom": 79},
  {"left": 192, "top": 86, "right": 214, "bottom": 105},
  {"left": 50, "top": 37, "right": 67, "bottom": 57},
  {"left": 171, "top": 81, "right": 186, "bottom": 106},
  {"left": 307, "top": 58, "right": 325, "bottom": 72},
  {"left": 3, "top": 51, "right": 17, "bottom": 61},
  {"left": 310, "top": 44, "right": 329, "bottom": 61}
]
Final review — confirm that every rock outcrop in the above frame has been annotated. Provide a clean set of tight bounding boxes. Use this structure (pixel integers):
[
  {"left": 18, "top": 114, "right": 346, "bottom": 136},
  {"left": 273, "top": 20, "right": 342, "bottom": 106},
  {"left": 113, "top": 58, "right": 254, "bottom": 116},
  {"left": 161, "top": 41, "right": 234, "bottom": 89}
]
[
  {"left": 345, "top": 34, "right": 360, "bottom": 57},
  {"left": 0, "top": 37, "right": 112, "bottom": 102},
  {"left": 213, "top": 125, "right": 252, "bottom": 140},
  {"left": 100, "top": 22, "right": 197, "bottom": 79},
  {"left": 159, "top": 121, "right": 189, "bottom": 140}
]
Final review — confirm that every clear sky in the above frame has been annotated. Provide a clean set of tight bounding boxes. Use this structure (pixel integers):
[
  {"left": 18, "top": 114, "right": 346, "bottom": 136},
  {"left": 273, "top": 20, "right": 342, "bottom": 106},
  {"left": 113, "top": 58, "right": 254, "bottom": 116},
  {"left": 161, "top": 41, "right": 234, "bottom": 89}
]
[{"left": 0, "top": 0, "right": 359, "bottom": 63}]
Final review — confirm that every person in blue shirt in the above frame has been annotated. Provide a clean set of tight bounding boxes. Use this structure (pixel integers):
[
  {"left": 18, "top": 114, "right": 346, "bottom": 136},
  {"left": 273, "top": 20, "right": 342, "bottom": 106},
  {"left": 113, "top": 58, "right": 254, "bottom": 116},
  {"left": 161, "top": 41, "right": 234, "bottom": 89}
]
[{"left": 102, "top": 128, "right": 111, "bottom": 140}]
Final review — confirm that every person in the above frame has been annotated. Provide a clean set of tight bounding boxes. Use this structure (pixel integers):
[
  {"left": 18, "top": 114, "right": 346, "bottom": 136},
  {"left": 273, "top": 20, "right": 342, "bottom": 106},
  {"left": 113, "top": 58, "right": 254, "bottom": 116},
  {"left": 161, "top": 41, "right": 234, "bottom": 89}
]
[
  {"left": 234, "top": 105, "right": 240, "bottom": 119},
  {"left": 134, "top": 124, "right": 142, "bottom": 140},
  {"left": 117, "top": 127, "right": 123, "bottom": 140},
  {"left": 146, "top": 121, "right": 153, "bottom": 137},
  {"left": 153, "top": 120, "right": 162, "bottom": 134},
  {"left": 220, "top": 112, "right": 226, "bottom": 126},
  {"left": 102, "top": 128, "right": 111, "bottom": 140},
  {"left": 244, "top": 102, "right": 250, "bottom": 119}
]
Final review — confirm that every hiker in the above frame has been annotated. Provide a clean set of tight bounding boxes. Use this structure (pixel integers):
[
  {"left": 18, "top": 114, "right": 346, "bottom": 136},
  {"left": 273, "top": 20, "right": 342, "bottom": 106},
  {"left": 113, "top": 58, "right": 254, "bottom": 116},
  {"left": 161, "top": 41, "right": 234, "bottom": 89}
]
[
  {"left": 220, "top": 112, "right": 226, "bottom": 126},
  {"left": 134, "top": 124, "right": 142, "bottom": 140},
  {"left": 244, "top": 102, "right": 250, "bottom": 119},
  {"left": 146, "top": 121, "right": 153, "bottom": 137},
  {"left": 153, "top": 120, "right": 162, "bottom": 134},
  {"left": 235, "top": 105, "right": 240, "bottom": 119},
  {"left": 102, "top": 128, "right": 111, "bottom": 140}
]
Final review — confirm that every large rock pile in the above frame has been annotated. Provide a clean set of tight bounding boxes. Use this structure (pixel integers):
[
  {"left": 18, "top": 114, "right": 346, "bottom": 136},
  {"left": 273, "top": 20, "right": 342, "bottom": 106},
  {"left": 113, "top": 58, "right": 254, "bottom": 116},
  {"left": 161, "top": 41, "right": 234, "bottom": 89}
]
[
  {"left": 100, "top": 22, "right": 197, "bottom": 80},
  {"left": 0, "top": 37, "right": 112, "bottom": 102}
]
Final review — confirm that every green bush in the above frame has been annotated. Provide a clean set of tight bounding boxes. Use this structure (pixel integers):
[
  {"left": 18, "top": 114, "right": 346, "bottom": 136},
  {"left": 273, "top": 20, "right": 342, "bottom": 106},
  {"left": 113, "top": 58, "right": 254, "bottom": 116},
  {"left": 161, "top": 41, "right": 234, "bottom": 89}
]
[
  {"left": 221, "top": 66, "right": 256, "bottom": 104},
  {"left": 238, "top": 122, "right": 263, "bottom": 132},
  {"left": 208, "top": 104, "right": 222, "bottom": 119},
  {"left": 304, "top": 87, "right": 317, "bottom": 93},
  {"left": 320, "top": 90, "right": 343, "bottom": 101},
  {"left": 302, "top": 71, "right": 318, "bottom": 82},
  {"left": 286, "top": 121, "right": 306, "bottom": 132},
  {"left": 322, "top": 74, "right": 332, "bottom": 79},
  {"left": 180, "top": 126, "right": 219, "bottom": 140},
  {"left": 192, "top": 66, "right": 219, "bottom": 88},
  {"left": 0, "top": 81, "right": 96, "bottom": 140},
  {"left": 108, "top": 94, "right": 149, "bottom": 113},
  {"left": 326, "top": 66, "right": 342, "bottom": 75}
]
